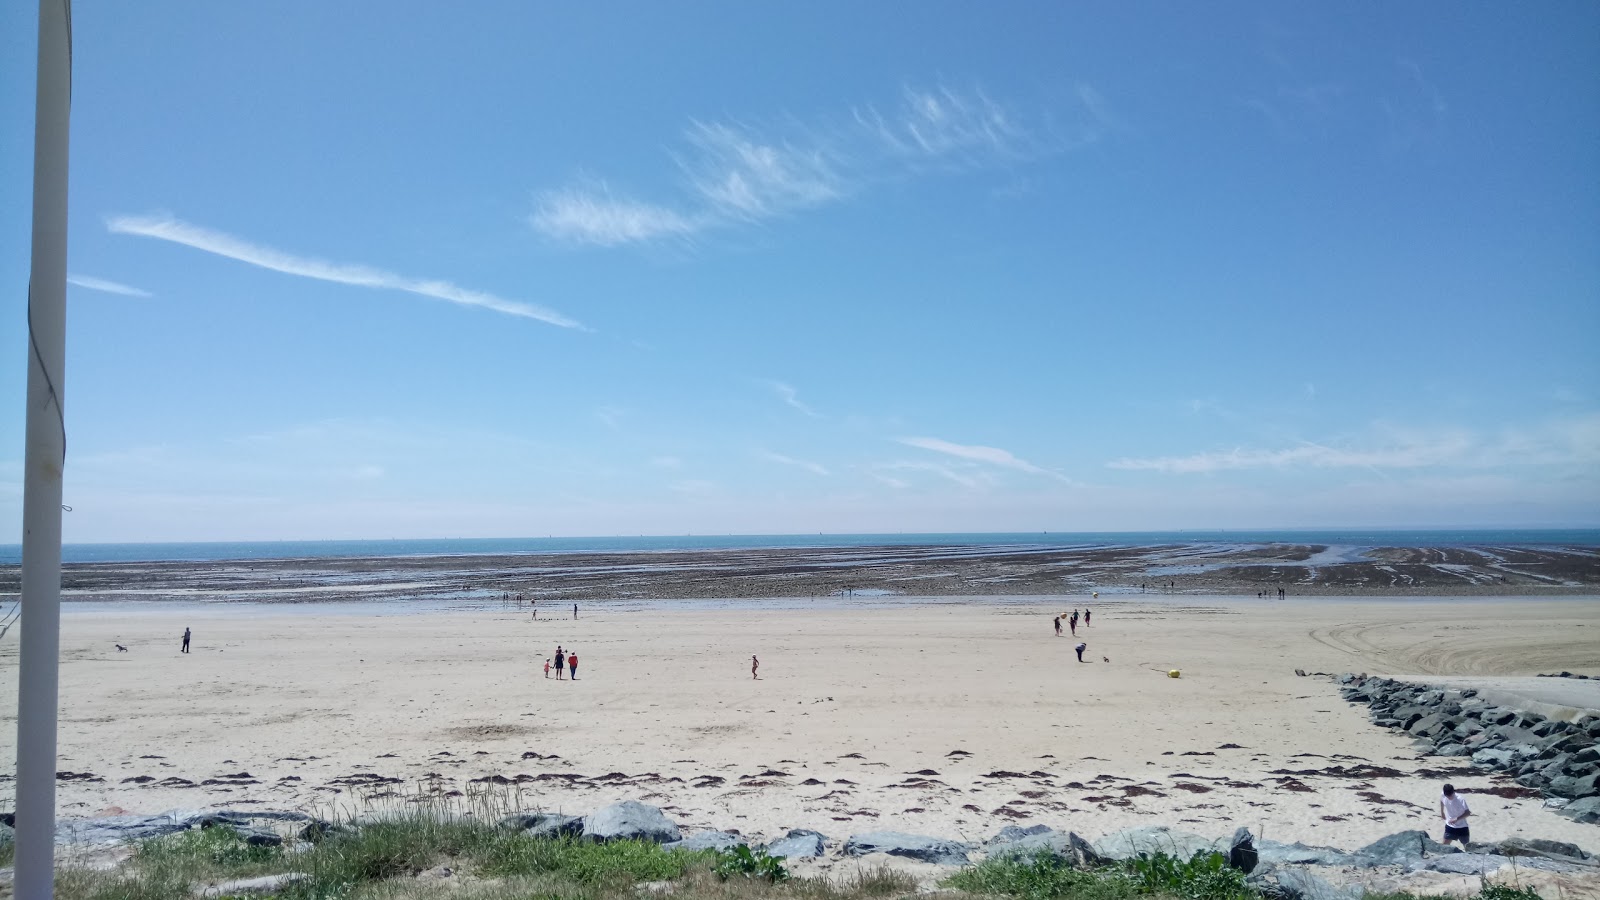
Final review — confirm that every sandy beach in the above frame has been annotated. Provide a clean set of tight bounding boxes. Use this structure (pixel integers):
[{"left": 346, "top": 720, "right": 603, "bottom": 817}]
[{"left": 5, "top": 594, "right": 1600, "bottom": 855}]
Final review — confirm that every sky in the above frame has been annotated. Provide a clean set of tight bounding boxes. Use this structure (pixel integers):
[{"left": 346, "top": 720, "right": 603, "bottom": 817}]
[{"left": 0, "top": 2, "right": 1597, "bottom": 542}]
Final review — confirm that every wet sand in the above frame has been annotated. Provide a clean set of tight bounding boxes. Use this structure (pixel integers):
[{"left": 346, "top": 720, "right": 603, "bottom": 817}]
[{"left": 6, "top": 595, "right": 1600, "bottom": 853}]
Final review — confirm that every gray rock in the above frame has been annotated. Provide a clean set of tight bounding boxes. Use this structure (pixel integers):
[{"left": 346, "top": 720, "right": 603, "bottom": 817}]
[
  {"left": 1353, "top": 831, "right": 1457, "bottom": 867},
  {"left": 1424, "top": 854, "right": 1509, "bottom": 875},
  {"left": 1472, "top": 748, "right": 1517, "bottom": 768},
  {"left": 297, "top": 820, "right": 351, "bottom": 843},
  {"left": 1558, "top": 796, "right": 1600, "bottom": 824},
  {"left": 764, "top": 829, "right": 826, "bottom": 859},
  {"left": 1494, "top": 837, "right": 1591, "bottom": 861},
  {"left": 1093, "top": 826, "right": 1222, "bottom": 862},
  {"left": 1408, "top": 713, "right": 1449, "bottom": 737},
  {"left": 665, "top": 831, "right": 743, "bottom": 852},
  {"left": 55, "top": 809, "right": 209, "bottom": 845},
  {"left": 502, "top": 812, "right": 585, "bottom": 839},
  {"left": 198, "top": 873, "right": 310, "bottom": 897},
  {"left": 843, "top": 831, "right": 970, "bottom": 866},
  {"left": 1435, "top": 742, "right": 1469, "bottom": 757},
  {"left": 1265, "top": 867, "right": 1363, "bottom": 900},
  {"left": 986, "top": 826, "right": 1078, "bottom": 862},
  {"left": 1255, "top": 840, "right": 1356, "bottom": 868},
  {"left": 581, "top": 801, "right": 682, "bottom": 844}
]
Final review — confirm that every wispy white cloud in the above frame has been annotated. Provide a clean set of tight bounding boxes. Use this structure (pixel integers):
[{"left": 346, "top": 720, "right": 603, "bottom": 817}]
[
  {"left": 649, "top": 456, "right": 683, "bottom": 469},
  {"left": 67, "top": 274, "right": 152, "bottom": 297},
  {"left": 897, "top": 436, "right": 1068, "bottom": 481},
  {"left": 533, "top": 83, "right": 1101, "bottom": 247},
  {"left": 686, "top": 122, "right": 843, "bottom": 219},
  {"left": 1108, "top": 415, "right": 1600, "bottom": 474},
  {"left": 762, "top": 451, "right": 829, "bottom": 476},
  {"left": 530, "top": 185, "right": 701, "bottom": 247},
  {"left": 876, "top": 459, "right": 990, "bottom": 490},
  {"left": 107, "top": 213, "right": 583, "bottom": 328},
  {"left": 765, "top": 380, "right": 820, "bottom": 417}
]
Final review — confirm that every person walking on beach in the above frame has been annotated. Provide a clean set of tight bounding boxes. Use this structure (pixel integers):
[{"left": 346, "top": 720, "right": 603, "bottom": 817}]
[
  {"left": 1054, "top": 616, "right": 1062, "bottom": 637},
  {"left": 1085, "top": 608, "right": 1091, "bottom": 627},
  {"left": 573, "top": 603, "right": 578, "bottom": 619},
  {"left": 1074, "top": 642, "right": 1087, "bottom": 663},
  {"left": 1440, "top": 784, "right": 1471, "bottom": 845},
  {"left": 181, "top": 627, "right": 191, "bottom": 654},
  {"left": 751, "top": 655, "right": 759, "bottom": 679},
  {"left": 567, "top": 651, "right": 578, "bottom": 680},
  {"left": 555, "top": 647, "right": 566, "bottom": 680}
]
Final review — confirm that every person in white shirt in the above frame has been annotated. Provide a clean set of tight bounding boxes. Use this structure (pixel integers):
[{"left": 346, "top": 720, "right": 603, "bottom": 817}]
[{"left": 1440, "top": 783, "right": 1471, "bottom": 845}]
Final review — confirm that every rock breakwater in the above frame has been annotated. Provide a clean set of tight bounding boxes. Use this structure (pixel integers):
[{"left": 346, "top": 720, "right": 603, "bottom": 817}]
[{"left": 1334, "top": 673, "right": 1600, "bottom": 824}]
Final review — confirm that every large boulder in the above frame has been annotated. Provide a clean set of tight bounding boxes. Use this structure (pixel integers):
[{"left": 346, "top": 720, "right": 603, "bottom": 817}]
[
  {"left": 843, "top": 831, "right": 970, "bottom": 866},
  {"left": 985, "top": 825, "right": 1101, "bottom": 865},
  {"left": 1493, "top": 837, "right": 1591, "bottom": 862},
  {"left": 1093, "top": 826, "right": 1222, "bottom": 861},
  {"left": 1557, "top": 796, "right": 1600, "bottom": 824},
  {"left": 1353, "top": 831, "right": 1458, "bottom": 867},
  {"left": 1471, "top": 748, "right": 1517, "bottom": 768},
  {"left": 764, "top": 829, "right": 827, "bottom": 859},
  {"left": 664, "top": 831, "right": 743, "bottom": 852},
  {"left": 501, "top": 812, "right": 584, "bottom": 839},
  {"left": 1255, "top": 840, "right": 1356, "bottom": 868},
  {"left": 581, "top": 801, "right": 681, "bottom": 844}
]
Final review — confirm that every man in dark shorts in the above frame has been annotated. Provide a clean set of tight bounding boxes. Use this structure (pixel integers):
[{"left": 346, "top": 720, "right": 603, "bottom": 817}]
[
  {"left": 181, "top": 627, "right": 191, "bottom": 653},
  {"left": 567, "top": 651, "right": 578, "bottom": 680},
  {"left": 1054, "top": 616, "right": 1062, "bottom": 636},
  {"left": 1075, "top": 642, "right": 1087, "bottom": 662},
  {"left": 555, "top": 647, "right": 566, "bottom": 680},
  {"left": 1440, "top": 783, "right": 1471, "bottom": 845}
]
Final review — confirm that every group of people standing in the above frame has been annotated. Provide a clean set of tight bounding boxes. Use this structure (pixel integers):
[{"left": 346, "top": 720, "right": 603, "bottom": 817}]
[
  {"left": 544, "top": 645, "right": 579, "bottom": 680},
  {"left": 1053, "top": 607, "right": 1090, "bottom": 637}
]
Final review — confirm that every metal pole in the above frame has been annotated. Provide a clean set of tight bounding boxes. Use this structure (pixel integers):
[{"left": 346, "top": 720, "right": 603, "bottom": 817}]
[{"left": 15, "top": 0, "right": 71, "bottom": 896}]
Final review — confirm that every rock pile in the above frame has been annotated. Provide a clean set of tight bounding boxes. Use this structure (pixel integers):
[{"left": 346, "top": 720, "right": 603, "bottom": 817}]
[{"left": 1334, "top": 673, "right": 1600, "bottom": 824}]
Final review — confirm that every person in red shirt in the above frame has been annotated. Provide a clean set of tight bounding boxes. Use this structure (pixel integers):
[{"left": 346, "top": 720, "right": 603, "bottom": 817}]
[{"left": 568, "top": 652, "right": 578, "bottom": 680}]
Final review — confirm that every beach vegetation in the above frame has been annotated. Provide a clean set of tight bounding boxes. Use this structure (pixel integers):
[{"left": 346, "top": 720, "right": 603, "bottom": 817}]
[{"left": 714, "top": 844, "right": 791, "bottom": 883}]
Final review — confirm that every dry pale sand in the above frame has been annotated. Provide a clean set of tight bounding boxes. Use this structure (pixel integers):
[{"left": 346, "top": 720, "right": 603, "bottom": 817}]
[{"left": 6, "top": 595, "right": 1600, "bottom": 853}]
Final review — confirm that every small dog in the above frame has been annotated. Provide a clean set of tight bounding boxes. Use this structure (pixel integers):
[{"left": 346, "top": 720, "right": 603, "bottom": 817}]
[
  {"left": 115, "top": 643, "right": 127, "bottom": 652},
  {"left": 1102, "top": 656, "right": 1110, "bottom": 663}
]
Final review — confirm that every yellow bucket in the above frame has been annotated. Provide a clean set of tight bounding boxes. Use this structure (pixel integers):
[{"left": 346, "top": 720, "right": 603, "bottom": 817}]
[{"left": 1167, "top": 669, "right": 1181, "bottom": 679}]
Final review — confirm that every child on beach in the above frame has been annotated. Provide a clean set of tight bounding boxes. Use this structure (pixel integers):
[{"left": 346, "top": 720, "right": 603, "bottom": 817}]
[
  {"left": 1054, "top": 616, "right": 1062, "bottom": 636},
  {"left": 1440, "top": 784, "right": 1471, "bottom": 845},
  {"left": 752, "top": 655, "right": 759, "bottom": 679},
  {"left": 543, "top": 659, "right": 550, "bottom": 678}
]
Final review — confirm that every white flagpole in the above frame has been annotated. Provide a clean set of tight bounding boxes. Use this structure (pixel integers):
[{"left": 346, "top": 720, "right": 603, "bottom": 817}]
[{"left": 15, "top": 0, "right": 71, "bottom": 896}]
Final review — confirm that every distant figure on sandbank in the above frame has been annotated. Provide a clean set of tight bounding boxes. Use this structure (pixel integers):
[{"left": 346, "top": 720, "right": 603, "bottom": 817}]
[
  {"left": 1075, "top": 642, "right": 1087, "bottom": 662},
  {"left": 181, "top": 627, "right": 191, "bottom": 654},
  {"left": 573, "top": 603, "right": 578, "bottom": 619},
  {"left": 751, "top": 655, "right": 759, "bottom": 679}
]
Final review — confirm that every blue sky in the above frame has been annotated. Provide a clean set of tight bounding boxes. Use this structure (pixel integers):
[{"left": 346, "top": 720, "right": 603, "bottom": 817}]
[{"left": 1, "top": 2, "right": 1597, "bottom": 542}]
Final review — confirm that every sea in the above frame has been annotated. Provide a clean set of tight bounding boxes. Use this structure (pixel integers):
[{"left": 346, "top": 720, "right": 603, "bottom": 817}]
[{"left": 1, "top": 529, "right": 1596, "bottom": 565}]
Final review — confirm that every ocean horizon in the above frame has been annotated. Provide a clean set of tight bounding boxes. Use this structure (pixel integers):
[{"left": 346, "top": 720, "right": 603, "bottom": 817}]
[{"left": 2, "top": 528, "right": 1597, "bottom": 565}]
